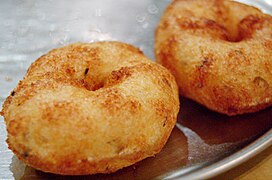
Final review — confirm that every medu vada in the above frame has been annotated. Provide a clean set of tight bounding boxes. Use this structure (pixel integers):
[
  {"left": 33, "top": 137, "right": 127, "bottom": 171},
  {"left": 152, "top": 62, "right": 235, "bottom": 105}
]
[
  {"left": 155, "top": 0, "right": 272, "bottom": 116},
  {"left": 1, "top": 42, "right": 179, "bottom": 175}
]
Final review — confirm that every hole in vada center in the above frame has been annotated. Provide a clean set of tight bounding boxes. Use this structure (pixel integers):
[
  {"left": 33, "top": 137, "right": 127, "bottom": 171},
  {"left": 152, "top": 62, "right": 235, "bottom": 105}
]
[{"left": 80, "top": 67, "right": 104, "bottom": 91}]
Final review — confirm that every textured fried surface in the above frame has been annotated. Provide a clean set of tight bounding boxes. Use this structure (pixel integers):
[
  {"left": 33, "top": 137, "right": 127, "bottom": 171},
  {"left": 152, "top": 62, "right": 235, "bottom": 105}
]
[
  {"left": 155, "top": 0, "right": 272, "bottom": 116},
  {"left": 1, "top": 42, "right": 179, "bottom": 175}
]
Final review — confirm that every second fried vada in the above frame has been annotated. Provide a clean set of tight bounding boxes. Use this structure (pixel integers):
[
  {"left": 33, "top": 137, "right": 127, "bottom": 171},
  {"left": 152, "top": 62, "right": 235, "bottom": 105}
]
[{"left": 155, "top": 0, "right": 272, "bottom": 116}]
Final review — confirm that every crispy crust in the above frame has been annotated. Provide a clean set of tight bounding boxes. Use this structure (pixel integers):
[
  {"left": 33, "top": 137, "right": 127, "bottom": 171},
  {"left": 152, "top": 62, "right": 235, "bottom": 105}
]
[
  {"left": 155, "top": 0, "right": 272, "bottom": 116},
  {"left": 1, "top": 42, "right": 179, "bottom": 175}
]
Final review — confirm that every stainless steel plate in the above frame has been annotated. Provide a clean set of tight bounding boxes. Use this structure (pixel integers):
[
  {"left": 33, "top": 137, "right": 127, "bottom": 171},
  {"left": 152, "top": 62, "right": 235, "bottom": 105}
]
[{"left": 0, "top": 0, "right": 272, "bottom": 179}]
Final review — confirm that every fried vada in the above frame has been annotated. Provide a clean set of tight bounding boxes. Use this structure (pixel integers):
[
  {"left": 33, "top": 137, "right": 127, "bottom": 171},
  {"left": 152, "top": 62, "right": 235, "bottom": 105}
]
[
  {"left": 155, "top": 0, "right": 272, "bottom": 116},
  {"left": 1, "top": 42, "right": 179, "bottom": 175}
]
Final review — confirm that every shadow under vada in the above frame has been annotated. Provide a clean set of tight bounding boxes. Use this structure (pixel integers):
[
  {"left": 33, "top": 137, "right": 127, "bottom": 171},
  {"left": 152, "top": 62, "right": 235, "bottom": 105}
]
[{"left": 178, "top": 96, "right": 272, "bottom": 145}]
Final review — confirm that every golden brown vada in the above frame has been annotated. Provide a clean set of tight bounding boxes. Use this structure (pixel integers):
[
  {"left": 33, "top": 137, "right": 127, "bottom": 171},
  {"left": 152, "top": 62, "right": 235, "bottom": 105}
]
[
  {"left": 155, "top": 0, "right": 272, "bottom": 116},
  {"left": 1, "top": 42, "right": 179, "bottom": 175}
]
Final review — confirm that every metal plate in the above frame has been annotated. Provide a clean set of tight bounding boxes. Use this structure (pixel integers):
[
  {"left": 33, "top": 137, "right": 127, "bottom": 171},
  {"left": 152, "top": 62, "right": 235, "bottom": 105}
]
[{"left": 0, "top": 0, "right": 271, "bottom": 179}]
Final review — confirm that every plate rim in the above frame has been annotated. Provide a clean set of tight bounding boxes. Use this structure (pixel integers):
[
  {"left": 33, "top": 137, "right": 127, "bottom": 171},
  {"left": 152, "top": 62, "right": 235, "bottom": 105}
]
[{"left": 162, "top": 128, "right": 272, "bottom": 179}]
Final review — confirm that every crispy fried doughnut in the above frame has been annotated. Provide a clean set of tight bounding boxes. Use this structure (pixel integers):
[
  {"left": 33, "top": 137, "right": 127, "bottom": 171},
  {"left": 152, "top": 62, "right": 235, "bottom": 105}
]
[
  {"left": 155, "top": 0, "right": 272, "bottom": 116},
  {"left": 1, "top": 42, "right": 179, "bottom": 175}
]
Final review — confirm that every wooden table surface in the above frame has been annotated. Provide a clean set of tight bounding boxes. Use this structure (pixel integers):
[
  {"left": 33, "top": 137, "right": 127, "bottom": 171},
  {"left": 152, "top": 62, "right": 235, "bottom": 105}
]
[{"left": 213, "top": 145, "right": 272, "bottom": 180}]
